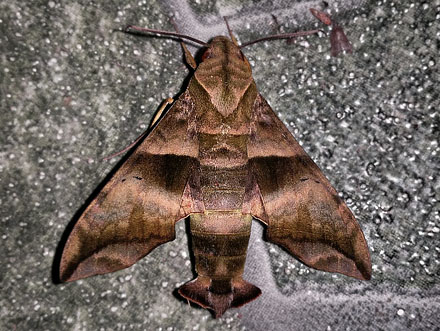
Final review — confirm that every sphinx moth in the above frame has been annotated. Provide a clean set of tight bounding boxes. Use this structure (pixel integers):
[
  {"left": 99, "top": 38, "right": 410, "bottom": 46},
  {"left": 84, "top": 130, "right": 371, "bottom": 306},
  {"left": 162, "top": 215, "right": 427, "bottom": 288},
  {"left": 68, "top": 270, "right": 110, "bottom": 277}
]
[{"left": 59, "top": 13, "right": 371, "bottom": 318}]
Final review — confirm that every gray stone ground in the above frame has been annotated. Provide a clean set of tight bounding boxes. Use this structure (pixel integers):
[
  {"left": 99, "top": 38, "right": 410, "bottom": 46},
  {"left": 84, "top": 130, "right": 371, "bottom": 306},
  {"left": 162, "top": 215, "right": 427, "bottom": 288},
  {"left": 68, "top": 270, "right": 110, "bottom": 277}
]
[{"left": 1, "top": 0, "right": 439, "bottom": 330}]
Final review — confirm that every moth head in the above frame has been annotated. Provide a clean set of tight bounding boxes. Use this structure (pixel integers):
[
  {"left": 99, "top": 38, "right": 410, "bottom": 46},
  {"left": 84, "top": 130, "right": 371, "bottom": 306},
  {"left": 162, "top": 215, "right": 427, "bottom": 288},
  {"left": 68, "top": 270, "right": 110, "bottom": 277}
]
[
  {"left": 195, "top": 36, "right": 253, "bottom": 117},
  {"left": 201, "top": 36, "right": 249, "bottom": 65}
]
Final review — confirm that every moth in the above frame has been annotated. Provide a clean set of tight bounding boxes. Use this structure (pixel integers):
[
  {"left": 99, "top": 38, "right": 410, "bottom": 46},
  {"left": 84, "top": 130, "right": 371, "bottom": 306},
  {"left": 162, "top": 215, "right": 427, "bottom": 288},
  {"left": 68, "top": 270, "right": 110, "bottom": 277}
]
[
  {"left": 309, "top": 8, "right": 353, "bottom": 56},
  {"left": 59, "top": 14, "right": 371, "bottom": 318}
]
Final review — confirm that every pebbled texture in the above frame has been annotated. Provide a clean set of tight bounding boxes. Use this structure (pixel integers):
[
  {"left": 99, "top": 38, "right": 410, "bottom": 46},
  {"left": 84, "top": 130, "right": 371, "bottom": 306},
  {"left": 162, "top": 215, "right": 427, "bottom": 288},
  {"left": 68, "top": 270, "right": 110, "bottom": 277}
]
[{"left": 1, "top": 0, "right": 439, "bottom": 330}]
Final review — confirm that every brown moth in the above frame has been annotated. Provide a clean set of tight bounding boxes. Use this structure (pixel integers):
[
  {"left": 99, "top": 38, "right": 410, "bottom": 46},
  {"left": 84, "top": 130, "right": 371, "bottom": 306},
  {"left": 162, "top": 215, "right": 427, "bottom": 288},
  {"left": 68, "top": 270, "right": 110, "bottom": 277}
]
[
  {"left": 310, "top": 8, "right": 353, "bottom": 56},
  {"left": 59, "top": 15, "right": 371, "bottom": 318}
]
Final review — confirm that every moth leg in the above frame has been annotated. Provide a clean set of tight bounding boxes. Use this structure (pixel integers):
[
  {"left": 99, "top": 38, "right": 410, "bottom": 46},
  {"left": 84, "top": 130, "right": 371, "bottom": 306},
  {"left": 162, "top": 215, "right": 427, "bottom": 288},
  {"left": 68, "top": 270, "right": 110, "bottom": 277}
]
[
  {"left": 180, "top": 41, "right": 197, "bottom": 69},
  {"left": 170, "top": 18, "right": 197, "bottom": 69},
  {"left": 150, "top": 97, "right": 174, "bottom": 127},
  {"left": 102, "top": 134, "right": 148, "bottom": 160},
  {"left": 103, "top": 98, "right": 174, "bottom": 160}
]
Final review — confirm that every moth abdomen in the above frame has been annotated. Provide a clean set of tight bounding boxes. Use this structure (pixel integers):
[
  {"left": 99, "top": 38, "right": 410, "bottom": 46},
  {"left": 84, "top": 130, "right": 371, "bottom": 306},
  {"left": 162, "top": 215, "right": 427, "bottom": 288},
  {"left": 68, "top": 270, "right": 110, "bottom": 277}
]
[{"left": 180, "top": 212, "right": 260, "bottom": 317}]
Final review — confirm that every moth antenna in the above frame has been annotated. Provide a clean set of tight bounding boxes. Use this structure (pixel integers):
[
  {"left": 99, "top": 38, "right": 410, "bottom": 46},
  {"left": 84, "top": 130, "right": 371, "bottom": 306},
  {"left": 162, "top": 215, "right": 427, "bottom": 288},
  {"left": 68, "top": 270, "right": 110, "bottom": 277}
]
[
  {"left": 240, "top": 29, "right": 322, "bottom": 48},
  {"left": 223, "top": 16, "right": 239, "bottom": 46},
  {"left": 125, "top": 25, "right": 208, "bottom": 47}
]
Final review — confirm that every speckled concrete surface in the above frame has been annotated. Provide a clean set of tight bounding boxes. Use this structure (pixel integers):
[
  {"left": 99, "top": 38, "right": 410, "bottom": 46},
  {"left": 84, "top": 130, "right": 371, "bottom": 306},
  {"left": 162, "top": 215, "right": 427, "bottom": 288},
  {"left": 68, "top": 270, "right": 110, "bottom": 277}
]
[{"left": 1, "top": 0, "right": 439, "bottom": 330}]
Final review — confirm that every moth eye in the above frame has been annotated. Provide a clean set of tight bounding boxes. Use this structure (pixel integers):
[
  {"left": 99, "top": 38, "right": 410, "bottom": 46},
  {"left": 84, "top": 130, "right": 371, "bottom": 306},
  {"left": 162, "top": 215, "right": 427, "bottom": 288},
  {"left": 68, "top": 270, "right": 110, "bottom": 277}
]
[{"left": 202, "top": 49, "right": 213, "bottom": 61}]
